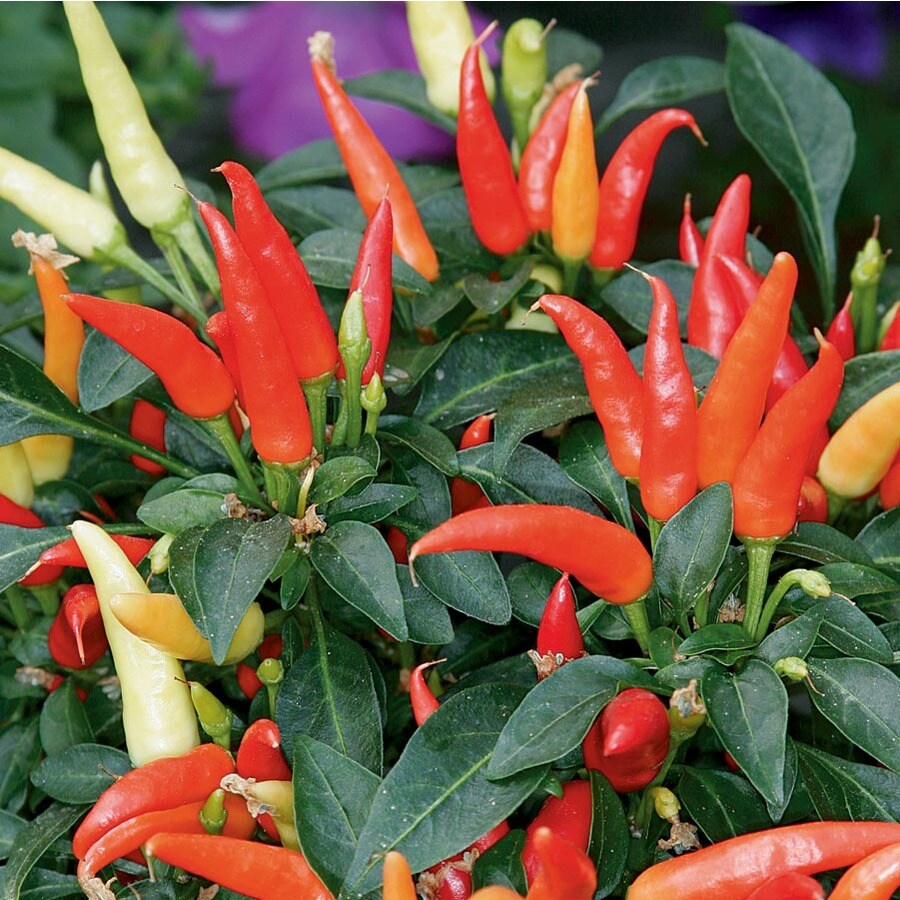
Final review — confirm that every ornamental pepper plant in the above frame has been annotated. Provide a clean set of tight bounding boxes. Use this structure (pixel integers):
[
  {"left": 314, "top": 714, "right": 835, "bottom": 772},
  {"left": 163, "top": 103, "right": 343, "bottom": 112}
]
[{"left": 0, "top": 3, "right": 897, "bottom": 900}]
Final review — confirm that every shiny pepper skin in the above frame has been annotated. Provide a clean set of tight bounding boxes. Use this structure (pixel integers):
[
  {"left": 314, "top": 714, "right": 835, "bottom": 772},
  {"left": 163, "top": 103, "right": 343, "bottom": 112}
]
[
  {"left": 522, "top": 780, "right": 591, "bottom": 885},
  {"left": 451, "top": 413, "right": 494, "bottom": 515},
  {"left": 526, "top": 825, "right": 597, "bottom": 900},
  {"left": 129, "top": 399, "right": 166, "bottom": 477},
  {"left": 0, "top": 496, "right": 64, "bottom": 586},
  {"left": 797, "top": 476, "right": 829, "bottom": 523},
  {"left": 236, "top": 719, "right": 292, "bottom": 842},
  {"left": 40, "top": 534, "right": 155, "bottom": 570},
  {"left": 679, "top": 194, "right": 703, "bottom": 267},
  {"left": 48, "top": 584, "right": 107, "bottom": 669},
  {"left": 536, "top": 573, "right": 583, "bottom": 661},
  {"left": 409, "top": 661, "right": 441, "bottom": 726},
  {"left": 826, "top": 293, "right": 856, "bottom": 361},
  {"left": 205, "top": 311, "right": 246, "bottom": 409},
  {"left": 745, "top": 872, "right": 825, "bottom": 900},
  {"left": 880, "top": 455, "right": 900, "bottom": 509},
  {"left": 828, "top": 841, "right": 900, "bottom": 900},
  {"left": 582, "top": 688, "right": 670, "bottom": 792}
]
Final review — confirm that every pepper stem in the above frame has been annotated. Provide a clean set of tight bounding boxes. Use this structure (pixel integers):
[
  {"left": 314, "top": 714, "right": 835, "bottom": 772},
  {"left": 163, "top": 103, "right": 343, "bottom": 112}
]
[
  {"left": 167, "top": 215, "right": 222, "bottom": 300},
  {"left": 648, "top": 516, "right": 663, "bottom": 551},
  {"left": 262, "top": 461, "right": 303, "bottom": 514},
  {"left": 742, "top": 538, "right": 778, "bottom": 638},
  {"left": 301, "top": 371, "right": 334, "bottom": 456},
  {"left": 560, "top": 257, "right": 583, "bottom": 297},
  {"left": 205, "top": 414, "right": 267, "bottom": 509},
  {"left": 100, "top": 241, "right": 193, "bottom": 314},
  {"left": 623, "top": 595, "right": 651, "bottom": 654},
  {"left": 152, "top": 230, "right": 208, "bottom": 325}
]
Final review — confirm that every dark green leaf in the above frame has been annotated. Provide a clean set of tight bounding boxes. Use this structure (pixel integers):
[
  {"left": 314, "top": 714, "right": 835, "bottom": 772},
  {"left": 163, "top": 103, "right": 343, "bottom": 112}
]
[
  {"left": 856, "top": 508, "right": 900, "bottom": 577},
  {"left": 756, "top": 605, "right": 825, "bottom": 664},
  {"left": 325, "top": 483, "right": 417, "bottom": 526},
  {"left": 779, "top": 523, "right": 874, "bottom": 566},
  {"left": 463, "top": 260, "right": 534, "bottom": 314},
  {"left": 377, "top": 415, "right": 460, "bottom": 477},
  {"left": 679, "top": 623, "right": 756, "bottom": 657},
  {"left": 830, "top": 351, "right": 900, "bottom": 429},
  {"left": 547, "top": 27, "right": 602, "bottom": 78},
  {"left": 599, "top": 260, "right": 695, "bottom": 336},
  {"left": 588, "top": 772, "right": 629, "bottom": 898},
  {"left": 38, "top": 681, "right": 92, "bottom": 756},
  {"left": 800, "top": 595, "right": 893, "bottom": 663},
  {"left": 256, "top": 139, "right": 346, "bottom": 191},
  {"left": 136, "top": 474, "right": 241, "bottom": 533},
  {"left": 280, "top": 556, "right": 311, "bottom": 611},
  {"left": 471, "top": 830, "right": 527, "bottom": 894},
  {"left": 77, "top": 330, "right": 154, "bottom": 412},
  {"left": 507, "top": 562, "right": 561, "bottom": 627},
  {"left": 266, "top": 185, "right": 365, "bottom": 237},
  {"left": 308, "top": 458, "right": 377, "bottom": 507},
  {"left": 417, "top": 188, "right": 496, "bottom": 278},
  {"left": 817, "top": 562, "right": 899, "bottom": 600},
  {"left": 0, "top": 524, "right": 69, "bottom": 592},
  {"left": 344, "top": 69, "right": 456, "bottom": 133},
  {"left": 396, "top": 565, "right": 454, "bottom": 645},
  {"left": 678, "top": 767, "right": 770, "bottom": 842},
  {"left": 628, "top": 342, "right": 719, "bottom": 388},
  {"left": 30, "top": 744, "right": 131, "bottom": 805},
  {"left": 0, "top": 722, "right": 40, "bottom": 809}
]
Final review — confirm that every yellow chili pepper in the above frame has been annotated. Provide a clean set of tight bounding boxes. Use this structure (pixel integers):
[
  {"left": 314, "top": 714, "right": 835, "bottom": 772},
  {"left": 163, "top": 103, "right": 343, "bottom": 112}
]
[
  {"left": 70, "top": 521, "right": 199, "bottom": 765},
  {"left": 108, "top": 592, "right": 263, "bottom": 665},
  {"left": 0, "top": 442, "right": 34, "bottom": 507},
  {"left": 818, "top": 382, "right": 900, "bottom": 499},
  {"left": 223, "top": 776, "right": 298, "bottom": 850}
]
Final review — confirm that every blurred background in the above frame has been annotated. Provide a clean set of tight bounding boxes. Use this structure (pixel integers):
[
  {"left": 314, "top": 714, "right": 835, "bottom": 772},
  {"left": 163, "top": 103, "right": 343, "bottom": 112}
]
[{"left": 0, "top": 1, "right": 897, "bottom": 320}]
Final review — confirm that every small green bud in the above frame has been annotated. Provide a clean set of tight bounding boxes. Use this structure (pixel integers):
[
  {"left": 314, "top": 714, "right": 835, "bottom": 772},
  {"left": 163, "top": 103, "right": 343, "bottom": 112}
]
[
  {"left": 651, "top": 787, "right": 681, "bottom": 822},
  {"left": 361, "top": 372, "right": 387, "bottom": 415},
  {"left": 339, "top": 289, "right": 370, "bottom": 355},
  {"left": 851, "top": 234, "right": 887, "bottom": 290},
  {"left": 149, "top": 533, "right": 175, "bottom": 575},
  {"left": 199, "top": 788, "right": 228, "bottom": 835},
  {"left": 257, "top": 657, "right": 284, "bottom": 688},
  {"left": 774, "top": 657, "right": 809, "bottom": 683},
  {"left": 795, "top": 569, "right": 831, "bottom": 599}
]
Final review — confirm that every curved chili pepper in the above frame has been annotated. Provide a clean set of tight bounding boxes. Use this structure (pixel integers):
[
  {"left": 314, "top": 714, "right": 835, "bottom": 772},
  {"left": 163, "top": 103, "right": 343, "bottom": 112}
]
[
  {"left": 215, "top": 161, "right": 338, "bottom": 382},
  {"left": 522, "top": 780, "right": 591, "bottom": 885},
  {"left": 198, "top": 200, "right": 313, "bottom": 465},
  {"left": 409, "top": 504, "right": 653, "bottom": 604},
  {"left": 72, "top": 743, "right": 234, "bottom": 858},
  {"left": 129, "top": 400, "right": 166, "bottom": 477},
  {"left": 551, "top": 85, "right": 598, "bottom": 264},
  {"left": 639, "top": 272, "right": 697, "bottom": 522},
  {"left": 627, "top": 821, "right": 900, "bottom": 900},
  {"left": 0, "top": 495, "right": 64, "bottom": 587},
  {"left": 236, "top": 633, "right": 284, "bottom": 700},
  {"left": 40, "top": 534, "right": 155, "bottom": 569},
  {"left": 451, "top": 413, "right": 494, "bottom": 515},
  {"left": 457, "top": 24, "right": 531, "bottom": 256},
  {"left": 745, "top": 872, "right": 825, "bottom": 900},
  {"left": 409, "top": 661, "right": 441, "bottom": 726},
  {"left": 527, "top": 825, "right": 597, "bottom": 900},
  {"left": 384, "top": 850, "right": 417, "bottom": 900},
  {"left": 518, "top": 83, "right": 579, "bottom": 233},
  {"left": 309, "top": 34, "right": 438, "bottom": 282},
  {"left": 590, "top": 109, "right": 705, "bottom": 271},
  {"left": 536, "top": 574, "right": 583, "bottom": 661},
  {"left": 829, "top": 841, "right": 900, "bottom": 900},
  {"left": 48, "top": 585, "right": 107, "bottom": 670},
  {"left": 582, "top": 688, "right": 670, "bottom": 792},
  {"left": 77, "top": 794, "right": 255, "bottom": 880},
  {"left": 696, "top": 252, "right": 798, "bottom": 489},
  {"left": 733, "top": 336, "right": 844, "bottom": 539},
  {"left": 205, "top": 311, "right": 246, "bottom": 409},
  {"left": 879, "top": 454, "right": 900, "bottom": 509},
  {"left": 679, "top": 194, "right": 704, "bottom": 267},
  {"left": 687, "top": 174, "right": 751, "bottom": 357},
  {"left": 145, "top": 834, "right": 331, "bottom": 900},
  {"left": 818, "top": 382, "right": 900, "bottom": 500},
  {"left": 536, "top": 294, "right": 643, "bottom": 478},
  {"left": 236, "top": 718, "right": 292, "bottom": 842},
  {"left": 65, "top": 293, "right": 234, "bottom": 419},
  {"left": 826, "top": 293, "right": 856, "bottom": 361}
]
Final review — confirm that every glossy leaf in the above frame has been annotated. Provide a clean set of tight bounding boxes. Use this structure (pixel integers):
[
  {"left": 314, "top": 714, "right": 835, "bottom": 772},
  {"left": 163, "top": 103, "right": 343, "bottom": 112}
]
[
  {"left": 678, "top": 767, "right": 770, "bottom": 842},
  {"left": 830, "top": 351, "right": 900, "bottom": 429},
  {"left": 38, "top": 681, "right": 92, "bottom": 757},
  {"left": 77, "top": 329, "right": 155, "bottom": 412},
  {"left": 30, "top": 744, "right": 131, "bottom": 805},
  {"left": 377, "top": 415, "right": 460, "bottom": 477},
  {"left": 324, "top": 483, "right": 417, "bottom": 526},
  {"left": 256, "top": 139, "right": 346, "bottom": 190},
  {"left": 344, "top": 69, "right": 456, "bottom": 132},
  {"left": 779, "top": 523, "right": 875, "bottom": 566},
  {"left": 136, "top": 474, "right": 242, "bottom": 533},
  {"left": 266, "top": 185, "right": 366, "bottom": 237},
  {"left": 588, "top": 771, "right": 629, "bottom": 898},
  {"left": 307, "top": 457, "right": 377, "bottom": 507},
  {"left": 756, "top": 605, "right": 825, "bottom": 664},
  {"left": 856, "top": 508, "right": 900, "bottom": 578}
]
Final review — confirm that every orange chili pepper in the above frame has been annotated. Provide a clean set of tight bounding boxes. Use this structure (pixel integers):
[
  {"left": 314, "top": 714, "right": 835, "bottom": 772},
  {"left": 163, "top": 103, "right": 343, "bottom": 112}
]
[{"left": 828, "top": 841, "right": 900, "bottom": 900}]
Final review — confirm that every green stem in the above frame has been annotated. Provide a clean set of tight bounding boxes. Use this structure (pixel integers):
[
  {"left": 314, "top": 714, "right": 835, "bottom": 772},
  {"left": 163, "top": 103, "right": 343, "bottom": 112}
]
[
  {"left": 168, "top": 216, "right": 221, "bottom": 300},
  {"left": 560, "top": 257, "right": 583, "bottom": 297},
  {"left": 754, "top": 571, "right": 817, "bottom": 641},
  {"left": 31, "top": 585, "right": 59, "bottom": 618},
  {"left": 101, "top": 241, "right": 194, "bottom": 314},
  {"left": 301, "top": 373, "right": 333, "bottom": 456},
  {"left": 855, "top": 283, "right": 879, "bottom": 355},
  {"left": 6, "top": 586, "right": 30, "bottom": 629},
  {"left": 648, "top": 516, "right": 663, "bottom": 551},
  {"left": 262, "top": 461, "right": 303, "bottom": 514},
  {"left": 153, "top": 231, "right": 208, "bottom": 325},
  {"left": 343, "top": 369, "right": 364, "bottom": 450},
  {"left": 331, "top": 382, "right": 348, "bottom": 448},
  {"left": 623, "top": 596, "right": 651, "bottom": 654},
  {"left": 742, "top": 538, "right": 778, "bottom": 638},
  {"left": 88, "top": 419, "right": 198, "bottom": 478},
  {"left": 205, "top": 414, "right": 268, "bottom": 509},
  {"left": 364, "top": 404, "right": 381, "bottom": 437}
]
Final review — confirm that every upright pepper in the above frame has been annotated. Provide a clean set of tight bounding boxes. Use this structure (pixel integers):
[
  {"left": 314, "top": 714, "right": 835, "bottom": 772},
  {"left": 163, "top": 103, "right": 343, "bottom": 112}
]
[
  {"left": 518, "top": 82, "right": 580, "bottom": 233},
  {"left": 745, "top": 873, "right": 825, "bottom": 900},
  {"left": 522, "top": 780, "right": 592, "bottom": 885},
  {"left": 40, "top": 533, "right": 155, "bottom": 570},
  {"left": 590, "top": 109, "right": 705, "bottom": 272},
  {"left": 502, "top": 19, "right": 550, "bottom": 155},
  {"left": 409, "top": 660, "right": 442, "bottom": 726},
  {"left": 818, "top": 382, "right": 900, "bottom": 499},
  {"left": 828, "top": 841, "right": 900, "bottom": 900},
  {"left": 527, "top": 826, "right": 597, "bottom": 900},
  {"left": 826, "top": 293, "right": 856, "bottom": 361},
  {"left": 0, "top": 495, "right": 63, "bottom": 586},
  {"left": 639, "top": 272, "right": 698, "bottom": 523},
  {"left": 65, "top": 293, "right": 234, "bottom": 419},
  {"left": 457, "top": 24, "right": 531, "bottom": 256},
  {"left": 532, "top": 573, "right": 584, "bottom": 676},
  {"left": 696, "top": 252, "right": 798, "bottom": 489},
  {"left": 0, "top": 442, "right": 33, "bottom": 509},
  {"left": 48, "top": 585, "right": 107, "bottom": 669},
  {"left": 850, "top": 221, "right": 888, "bottom": 354},
  {"left": 880, "top": 304, "right": 900, "bottom": 351},
  {"left": 198, "top": 199, "right": 313, "bottom": 466},
  {"left": 129, "top": 400, "right": 167, "bottom": 477},
  {"left": 68, "top": 521, "right": 199, "bottom": 766},
  {"left": 310, "top": 32, "right": 438, "bottom": 281},
  {"left": 582, "top": 688, "right": 670, "bottom": 792},
  {"left": 450, "top": 413, "right": 494, "bottom": 515},
  {"left": 536, "top": 294, "right": 643, "bottom": 478},
  {"left": 679, "top": 194, "right": 704, "bottom": 267},
  {"left": 627, "top": 821, "right": 900, "bottom": 900}
]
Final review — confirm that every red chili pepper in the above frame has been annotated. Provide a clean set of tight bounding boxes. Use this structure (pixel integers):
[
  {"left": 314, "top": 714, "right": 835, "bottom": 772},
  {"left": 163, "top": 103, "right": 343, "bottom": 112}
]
[
  {"left": 236, "top": 718, "right": 292, "bottom": 842},
  {"left": 309, "top": 37, "right": 438, "bottom": 282},
  {"left": 687, "top": 174, "right": 752, "bottom": 357},
  {"left": 639, "top": 272, "right": 698, "bottom": 522},
  {"left": 144, "top": 834, "right": 331, "bottom": 900},
  {"left": 828, "top": 841, "right": 900, "bottom": 900},
  {"left": 77, "top": 794, "right": 255, "bottom": 880},
  {"left": 215, "top": 161, "right": 338, "bottom": 382},
  {"left": 797, "top": 476, "right": 828, "bottom": 523},
  {"left": 733, "top": 335, "right": 844, "bottom": 540},
  {"left": 336, "top": 196, "right": 393, "bottom": 385},
  {"left": 536, "top": 573, "right": 583, "bottom": 661},
  {"left": 679, "top": 193, "right": 704, "bottom": 267},
  {"left": 527, "top": 825, "right": 597, "bottom": 900},
  {"left": 425, "top": 821, "right": 510, "bottom": 899},
  {"left": 386, "top": 526, "right": 409, "bottom": 565},
  {"left": 724, "top": 751, "right": 740, "bottom": 773},
  {"left": 72, "top": 743, "right": 235, "bottom": 858},
  {"left": 0, "top": 495, "right": 65, "bottom": 586},
  {"left": 451, "top": 413, "right": 494, "bottom": 516},
  {"left": 826, "top": 293, "right": 856, "bottom": 362},
  {"left": 198, "top": 200, "right": 313, "bottom": 465},
  {"left": 40, "top": 534, "right": 155, "bottom": 569},
  {"left": 536, "top": 294, "right": 643, "bottom": 478},
  {"left": 518, "top": 83, "right": 580, "bottom": 233},
  {"left": 582, "top": 688, "right": 670, "bottom": 793},
  {"left": 205, "top": 311, "right": 246, "bottom": 410},
  {"left": 879, "top": 455, "right": 900, "bottom": 510},
  {"left": 457, "top": 24, "right": 530, "bottom": 256},
  {"left": 65, "top": 294, "right": 234, "bottom": 419},
  {"left": 522, "top": 780, "right": 591, "bottom": 885},
  {"left": 48, "top": 584, "right": 107, "bottom": 670},
  {"left": 237, "top": 634, "right": 284, "bottom": 701},
  {"left": 590, "top": 109, "right": 705, "bottom": 271},
  {"left": 696, "top": 252, "right": 798, "bottom": 490},
  {"left": 409, "top": 505, "right": 653, "bottom": 604},
  {"left": 745, "top": 872, "right": 825, "bottom": 900},
  {"left": 129, "top": 399, "right": 166, "bottom": 477},
  {"left": 409, "top": 661, "right": 441, "bottom": 726},
  {"left": 881, "top": 307, "right": 900, "bottom": 351},
  {"left": 627, "top": 821, "right": 900, "bottom": 900}
]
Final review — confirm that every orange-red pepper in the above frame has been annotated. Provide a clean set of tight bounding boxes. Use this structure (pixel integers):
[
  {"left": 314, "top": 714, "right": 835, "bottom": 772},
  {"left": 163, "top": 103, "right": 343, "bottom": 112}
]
[
  {"left": 828, "top": 841, "right": 900, "bottom": 900},
  {"left": 129, "top": 399, "right": 166, "bottom": 477},
  {"left": 450, "top": 413, "right": 494, "bottom": 515},
  {"left": 679, "top": 193, "right": 703, "bottom": 267}
]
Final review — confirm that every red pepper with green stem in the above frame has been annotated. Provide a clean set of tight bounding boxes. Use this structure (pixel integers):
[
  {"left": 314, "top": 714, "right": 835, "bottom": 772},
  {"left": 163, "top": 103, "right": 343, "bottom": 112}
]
[
  {"left": 0, "top": 496, "right": 64, "bottom": 586},
  {"left": 535, "top": 294, "right": 643, "bottom": 479},
  {"left": 828, "top": 841, "right": 900, "bottom": 900},
  {"left": 236, "top": 633, "right": 283, "bottom": 701},
  {"left": 679, "top": 194, "right": 704, "bottom": 267},
  {"left": 451, "top": 414, "right": 494, "bottom": 515},
  {"left": 457, "top": 23, "right": 531, "bottom": 256},
  {"left": 522, "top": 780, "right": 592, "bottom": 885},
  {"left": 48, "top": 585, "right": 107, "bottom": 669},
  {"left": 590, "top": 108, "right": 706, "bottom": 275},
  {"left": 309, "top": 32, "right": 438, "bottom": 282},
  {"left": 129, "top": 400, "right": 166, "bottom": 477},
  {"left": 638, "top": 270, "right": 698, "bottom": 530},
  {"left": 880, "top": 455, "right": 900, "bottom": 509},
  {"left": 826, "top": 293, "right": 856, "bottom": 361}
]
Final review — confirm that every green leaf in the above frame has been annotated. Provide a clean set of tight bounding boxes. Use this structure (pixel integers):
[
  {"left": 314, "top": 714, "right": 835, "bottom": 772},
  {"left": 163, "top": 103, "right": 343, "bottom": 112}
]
[
  {"left": 0, "top": 524, "right": 69, "bottom": 592},
  {"left": 463, "top": 260, "right": 534, "bottom": 314},
  {"left": 38, "top": 681, "right": 93, "bottom": 756},
  {"left": 779, "top": 523, "right": 874, "bottom": 566},
  {"left": 310, "top": 521, "right": 408, "bottom": 640},
  {"left": 325, "top": 483, "right": 417, "bottom": 526},
  {"left": 654, "top": 484, "right": 733, "bottom": 615},
  {"left": 679, "top": 623, "right": 756, "bottom": 658},
  {"left": 796, "top": 742, "right": 900, "bottom": 821},
  {"left": 417, "top": 188, "right": 496, "bottom": 279},
  {"left": 678, "top": 767, "right": 770, "bottom": 842},
  {"left": 256, "top": 139, "right": 346, "bottom": 191},
  {"left": 756, "top": 605, "right": 825, "bottom": 665},
  {"left": 547, "top": 27, "right": 602, "bottom": 79},
  {"left": 377, "top": 415, "right": 460, "bottom": 477},
  {"left": 276, "top": 613, "right": 382, "bottom": 774},
  {"left": 77, "top": 330, "right": 155, "bottom": 412},
  {"left": 266, "top": 185, "right": 366, "bottom": 238},
  {"left": 279, "top": 555, "right": 310, "bottom": 611},
  {"left": 471, "top": 830, "right": 527, "bottom": 894},
  {"left": 817, "top": 562, "right": 899, "bottom": 600},
  {"left": 396, "top": 565, "right": 454, "bottom": 646},
  {"left": 344, "top": 69, "right": 457, "bottom": 133},
  {"left": 136, "top": 474, "right": 242, "bottom": 533},
  {"left": 725, "top": 23, "right": 854, "bottom": 312},
  {"left": 0, "top": 722, "right": 40, "bottom": 809},
  {"left": 597, "top": 56, "right": 725, "bottom": 133},
  {"left": 797, "top": 595, "right": 893, "bottom": 663},
  {"left": 702, "top": 659, "right": 788, "bottom": 808},
  {"left": 30, "top": 744, "right": 131, "bottom": 805},
  {"left": 308, "top": 458, "right": 377, "bottom": 507},
  {"left": 599, "top": 260, "right": 695, "bottom": 337},
  {"left": 507, "top": 562, "right": 561, "bottom": 627},
  {"left": 830, "top": 351, "right": 900, "bottom": 429},
  {"left": 168, "top": 515, "right": 292, "bottom": 664},
  {"left": 293, "top": 735, "right": 381, "bottom": 896},
  {"left": 487, "top": 656, "right": 655, "bottom": 780},
  {"left": 856, "top": 508, "right": 900, "bottom": 578},
  {"left": 342, "top": 684, "right": 546, "bottom": 895},
  {"left": 588, "top": 772, "right": 629, "bottom": 898},
  {"left": 385, "top": 332, "right": 456, "bottom": 396},
  {"left": 805, "top": 658, "right": 900, "bottom": 771}
]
